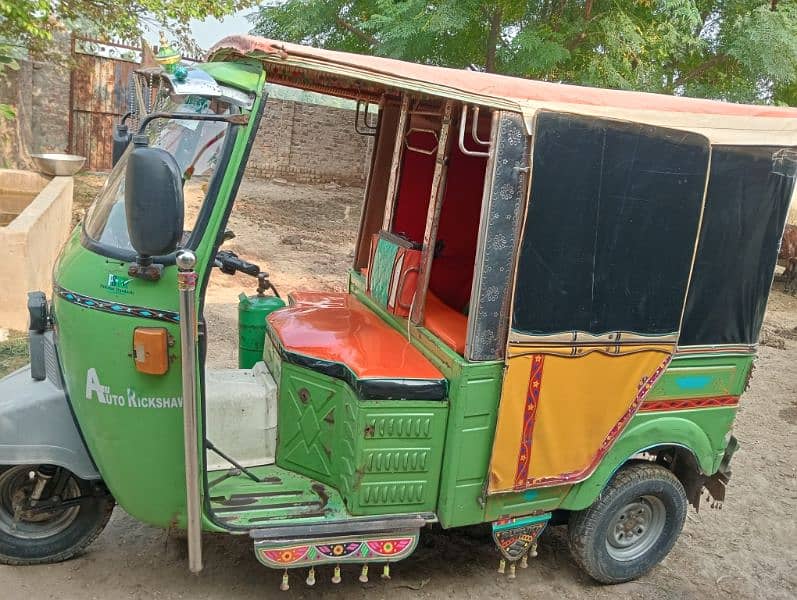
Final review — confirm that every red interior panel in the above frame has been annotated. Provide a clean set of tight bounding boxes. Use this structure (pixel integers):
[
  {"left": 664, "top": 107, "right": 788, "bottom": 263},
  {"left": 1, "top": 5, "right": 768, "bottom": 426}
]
[
  {"left": 390, "top": 110, "right": 489, "bottom": 314},
  {"left": 391, "top": 131, "right": 436, "bottom": 244},
  {"left": 429, "top": 138, "right": 487, "bottom": 311}
]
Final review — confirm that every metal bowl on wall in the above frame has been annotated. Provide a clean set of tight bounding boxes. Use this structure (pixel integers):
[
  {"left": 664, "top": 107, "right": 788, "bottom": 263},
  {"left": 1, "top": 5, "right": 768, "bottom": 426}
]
[{"left": 30, "top": 153, "right": 86, "bottom": 176}]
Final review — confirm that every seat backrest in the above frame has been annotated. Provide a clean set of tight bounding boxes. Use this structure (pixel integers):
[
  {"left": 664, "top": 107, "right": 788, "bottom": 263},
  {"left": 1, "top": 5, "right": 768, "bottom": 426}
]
[{"left": 366, "top": 231, "right": 422, "bottom": 318}]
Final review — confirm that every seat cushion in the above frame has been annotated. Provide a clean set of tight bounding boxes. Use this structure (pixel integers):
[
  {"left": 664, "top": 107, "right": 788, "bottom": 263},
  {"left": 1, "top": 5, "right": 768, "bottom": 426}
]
[
  {"left": 268, "top": 293, "right": 447, "bottom": 400},
  {"left": 424, "top": 291, "right": 467, "bottom": 355}
]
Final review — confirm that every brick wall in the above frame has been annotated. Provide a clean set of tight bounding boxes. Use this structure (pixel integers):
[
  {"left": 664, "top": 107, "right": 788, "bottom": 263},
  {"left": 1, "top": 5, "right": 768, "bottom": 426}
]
[
  {"left": 2, "top": 44, "right": 373, "bottom": 182},
  {"left": 0, "top": 34, "right": 70, "bottom": 168},
  {"left": 246, "top": 97, "right": 374, "bottom": 185}
]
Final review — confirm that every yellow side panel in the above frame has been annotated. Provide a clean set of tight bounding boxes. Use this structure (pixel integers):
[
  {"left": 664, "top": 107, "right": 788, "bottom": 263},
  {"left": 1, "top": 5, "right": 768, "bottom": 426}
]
[
  {"left": 489, "top": 347, "right": 671, "bottom": 493},
  {"left": 488, "top": 354, "right": 532, "bottom": 492}
]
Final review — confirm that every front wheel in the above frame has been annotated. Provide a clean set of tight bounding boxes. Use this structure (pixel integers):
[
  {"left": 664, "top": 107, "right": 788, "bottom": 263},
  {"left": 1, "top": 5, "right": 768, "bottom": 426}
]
[
  {"left": 0, "top": 465, "right": 114, "bottom": 565},
  {"left": 568, "top": 462, "right": 687, "bottom": 584}
]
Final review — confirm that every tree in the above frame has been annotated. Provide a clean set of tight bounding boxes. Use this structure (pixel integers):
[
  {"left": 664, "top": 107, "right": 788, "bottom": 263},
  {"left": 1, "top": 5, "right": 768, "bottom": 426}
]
[
  {"left": 1, "top": 0, "right": 258, "bottom": 54},
  {"left": 252, "top": 0, "right": 797, "bottom": 105}
]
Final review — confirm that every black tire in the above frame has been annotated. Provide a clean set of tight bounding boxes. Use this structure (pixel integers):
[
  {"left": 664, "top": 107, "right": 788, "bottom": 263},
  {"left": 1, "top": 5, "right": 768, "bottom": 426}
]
[
  {"left": 568, "top": 462, "right": 687, "bottom": 584},
  {"left": 0, "top": 465, "right": 114, "bottom": 566}
]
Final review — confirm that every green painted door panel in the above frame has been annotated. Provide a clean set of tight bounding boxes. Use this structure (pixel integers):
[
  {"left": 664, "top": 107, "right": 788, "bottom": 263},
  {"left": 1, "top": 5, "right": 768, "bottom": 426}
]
[
  {"left": 274, "top": 361, "right": 448, "bottom": 515},
  {"left": 435, "top": 364, "right": 503, "bottom": 528},
  {"left": 350, "top": 273, "right": 504, "bottom": 528},
  {"left": 345, "top": 400, "right": 448, "bottom": 514},
  {"left": 48, "top": 68, "right": 268, "bottom": 530},
  {"left": 53, "top": 238, "right": 187, "bottom": 527},
  {"left": 277, "top": 364, "right": 340, "bottom": 486}
]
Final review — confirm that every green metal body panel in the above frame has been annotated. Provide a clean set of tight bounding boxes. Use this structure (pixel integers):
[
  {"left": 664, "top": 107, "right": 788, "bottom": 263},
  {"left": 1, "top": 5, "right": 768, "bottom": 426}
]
[
  {"left": 645, "top": 353, "right": 754, "bottom": 400},
  {"left": 484, "top": 353, "right": 751, "bottom": 518},
  {"left": 208, "top": 465, "right": 350, "bottom": 529},
  {"left": 275, "top": 361, "right": 448, "bottom": 515},
  {"left": 53, "top": 236, "right": 187, "bottom": 527},
  {"left": 558, "top": 352, "right": 751, "bottom": 511},
  {"left": 484, "top": 485, "right": 571, "bottom": 521},
  {"left": 560, "top": 406, "right": 738, "bottom": 510},
  {"left": 197, "top": 61, "right": 264, "bottom": 93},
  {"left": 349, "top": 273, "right": 504, "bottom": 528},
  {"left": 51, "top": 65, "right": 268, "bottom": 530}
]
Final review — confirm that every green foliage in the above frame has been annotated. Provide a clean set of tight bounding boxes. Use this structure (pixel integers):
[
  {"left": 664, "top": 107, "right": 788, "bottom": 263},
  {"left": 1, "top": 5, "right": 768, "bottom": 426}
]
[
  {"left": 253, "top": 0, "right": 797, "bottom": 104},
  {"left": 0, "top": 0, "right": 259, "bottom": 54}
]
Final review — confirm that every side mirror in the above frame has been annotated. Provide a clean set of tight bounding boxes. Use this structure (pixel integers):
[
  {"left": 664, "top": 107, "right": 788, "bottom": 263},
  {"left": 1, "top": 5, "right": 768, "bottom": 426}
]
[
  {"left": 112, "top": 122, "right": 131, "bottom": 167},
  {"left": 125, "top": 135, "right": 184, "bottom": 279}
]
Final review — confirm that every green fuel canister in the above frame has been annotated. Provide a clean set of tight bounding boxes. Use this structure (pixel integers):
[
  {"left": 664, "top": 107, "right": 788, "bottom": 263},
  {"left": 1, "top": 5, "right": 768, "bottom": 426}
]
[{"left": 238, "top": 282, "right": 285, "bottom": 369}]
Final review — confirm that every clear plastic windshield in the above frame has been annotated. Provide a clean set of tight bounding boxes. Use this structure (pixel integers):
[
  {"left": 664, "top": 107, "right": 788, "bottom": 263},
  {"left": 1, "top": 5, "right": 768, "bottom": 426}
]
[{"left": 83, "top": 95, "right": 232, "bottom": 253}]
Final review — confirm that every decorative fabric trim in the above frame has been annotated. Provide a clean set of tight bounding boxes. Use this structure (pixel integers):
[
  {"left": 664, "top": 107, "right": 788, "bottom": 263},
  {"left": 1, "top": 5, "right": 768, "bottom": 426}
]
[
  {"left": 522, "top": 355, "right": 672, "bottom": 488},
  {"left": 513, "top": 354, "right": 545, "bottom": 490},
  {"left": 255, "top": 532, "right": 418, "bottom": 568},
  {"left": 492, "top": 513, "right": 551, "bottom": 561},
  {"left": 508, "top": 343, "right": 673, "bottom": 359},
  {"left": 639, "top": 395, "right": 740, "bottom": 412},
  {"left": 675, "top": 344, "right": 756, "bottom": 355},
  {"left": 53, "top": 284, "right": 180, "bottom": 324},
  {"left": 509, "top": 329, "right": 679, "bottom": 345}
]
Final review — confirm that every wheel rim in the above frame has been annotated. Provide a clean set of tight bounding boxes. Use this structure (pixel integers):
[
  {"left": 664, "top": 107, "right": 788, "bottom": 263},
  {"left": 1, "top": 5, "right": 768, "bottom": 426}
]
[
  {"left": 605, "top": 495, "right": 667, "bottom": 561},
  {"left": 0, "top": 466, "right": 81, "bottom": 540}
]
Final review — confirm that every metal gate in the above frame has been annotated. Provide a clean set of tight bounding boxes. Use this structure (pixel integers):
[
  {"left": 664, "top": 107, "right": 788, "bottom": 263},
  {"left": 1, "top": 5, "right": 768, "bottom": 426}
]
[{"left": 68, "top": 37, "right": 139, "bottom": 171}]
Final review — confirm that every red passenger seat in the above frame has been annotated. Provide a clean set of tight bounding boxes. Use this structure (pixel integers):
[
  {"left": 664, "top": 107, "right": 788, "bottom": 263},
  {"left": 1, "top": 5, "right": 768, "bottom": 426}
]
[{"left": 424, "top": 291, "right": 467, "bottom": 355}]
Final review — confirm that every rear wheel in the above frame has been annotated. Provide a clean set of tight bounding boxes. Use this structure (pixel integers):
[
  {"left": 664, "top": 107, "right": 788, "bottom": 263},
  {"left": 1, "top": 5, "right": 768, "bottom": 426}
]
[
  {"left": 568, "top": 462, "right": 687, "bottom": 584},
  {"left": 0, "top": 465, "right": 114, "bottom": 565}
]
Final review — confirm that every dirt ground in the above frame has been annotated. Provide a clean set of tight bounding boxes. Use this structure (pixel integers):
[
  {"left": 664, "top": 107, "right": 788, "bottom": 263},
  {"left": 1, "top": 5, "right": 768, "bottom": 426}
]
[{"left": 1, "top": 175, "right": 795, "bottom": 599}]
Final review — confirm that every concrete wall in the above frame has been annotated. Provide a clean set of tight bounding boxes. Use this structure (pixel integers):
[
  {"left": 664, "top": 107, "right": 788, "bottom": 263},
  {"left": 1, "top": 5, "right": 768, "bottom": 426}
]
[
  {"left": 0, "top": 170, "right": 73, "bottom": 330},
  {"left": 246, "top": 97, "right": 374, "bottom": 185}
]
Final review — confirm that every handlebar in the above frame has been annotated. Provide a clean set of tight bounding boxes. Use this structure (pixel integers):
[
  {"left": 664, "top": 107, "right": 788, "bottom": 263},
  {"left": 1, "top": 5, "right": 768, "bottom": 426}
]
[{"left": 215, "top": 250, "right": 260, "bottom": 277}]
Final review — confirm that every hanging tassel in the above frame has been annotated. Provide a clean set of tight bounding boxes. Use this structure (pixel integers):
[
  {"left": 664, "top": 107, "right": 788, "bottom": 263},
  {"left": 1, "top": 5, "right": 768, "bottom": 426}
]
[
  {"left": 508, "top": 562, "right": 516, "bottom": 579},
  {"left": 530, "top": 543, "right": 538, "bottom": 558},
  {"left": 332, "top": 564, "right": 341, "bottom": 584},
  {"left": 280, "top": 570, "right": 289, "bottom": 592},
  {"left": 520, "top": 554, "right": 528, "bottom": 569},
  {"left": 497, "top": 558, "right": 506, "bottom": 574},
  {"left": 381, "top": 563, "right": 391, "bottom": 580},
  {"left": 306, "top": 567, "right": 316, "bottom": 586},
  {"left": 359, "top": 564, "right": 369, "bottom": 583}
]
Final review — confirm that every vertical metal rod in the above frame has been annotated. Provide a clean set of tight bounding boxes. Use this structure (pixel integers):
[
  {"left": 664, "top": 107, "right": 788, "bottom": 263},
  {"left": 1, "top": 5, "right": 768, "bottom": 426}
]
[
  {"left": 67, "top": 35, "right": 76, "bottom": 155},
  {"left": 382, "top": 94, "right": 410, "bottom": 231},
  {"left": 410, "top": 100, "right": 454, "bottom": 324},
  {"left": 176, "top": 250, "right": 203, "bottom": 574}
]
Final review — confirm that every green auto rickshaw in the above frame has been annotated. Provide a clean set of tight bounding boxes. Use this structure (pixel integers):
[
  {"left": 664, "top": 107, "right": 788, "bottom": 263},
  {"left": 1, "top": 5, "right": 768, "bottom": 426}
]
[{"left": 1, "top": 35, "right": 796, "bottom": 590}]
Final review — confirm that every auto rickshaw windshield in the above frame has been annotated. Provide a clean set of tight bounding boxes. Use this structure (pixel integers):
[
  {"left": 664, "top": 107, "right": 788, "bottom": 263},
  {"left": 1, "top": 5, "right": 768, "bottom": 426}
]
[{"left": 83, "top": 94, "right": 233, "bottom": 254}]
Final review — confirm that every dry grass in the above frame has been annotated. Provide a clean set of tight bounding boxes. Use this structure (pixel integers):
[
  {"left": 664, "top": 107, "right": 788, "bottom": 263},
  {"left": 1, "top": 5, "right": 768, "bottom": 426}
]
[{"left": 0, "top": 330, "right": 28, "bottom": 378}]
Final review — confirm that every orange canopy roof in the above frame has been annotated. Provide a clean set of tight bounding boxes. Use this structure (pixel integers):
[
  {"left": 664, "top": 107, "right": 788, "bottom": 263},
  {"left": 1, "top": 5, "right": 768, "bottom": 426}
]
[{"left": 209, "top": 35, "right": 797, "bottom": 120}]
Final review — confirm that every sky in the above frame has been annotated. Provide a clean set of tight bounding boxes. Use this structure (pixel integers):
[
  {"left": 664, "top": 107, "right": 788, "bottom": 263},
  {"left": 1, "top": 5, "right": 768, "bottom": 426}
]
[
  {"left": 143, "top": 10, "right": 256, "bottom": 52},
  {"left": 189, "top": 11, "right": 256, "bottom": 50}
]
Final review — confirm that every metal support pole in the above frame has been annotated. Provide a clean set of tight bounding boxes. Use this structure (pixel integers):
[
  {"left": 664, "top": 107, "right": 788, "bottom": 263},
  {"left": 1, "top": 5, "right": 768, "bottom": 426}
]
[
  {"left": 410, "top": 100, "right": 454, "bottom": 324},
  {"left": 382, "top": 94, "right": 410, "bottom": 231},
  {"left": 177, "top": 250, "right": 203, "bottom": 573}
]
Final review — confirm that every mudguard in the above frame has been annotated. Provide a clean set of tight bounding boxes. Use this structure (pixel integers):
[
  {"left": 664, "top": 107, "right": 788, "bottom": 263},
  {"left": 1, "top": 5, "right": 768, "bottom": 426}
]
[{"left": 0, "top": 365, "right": 100, "bottom": 480}]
